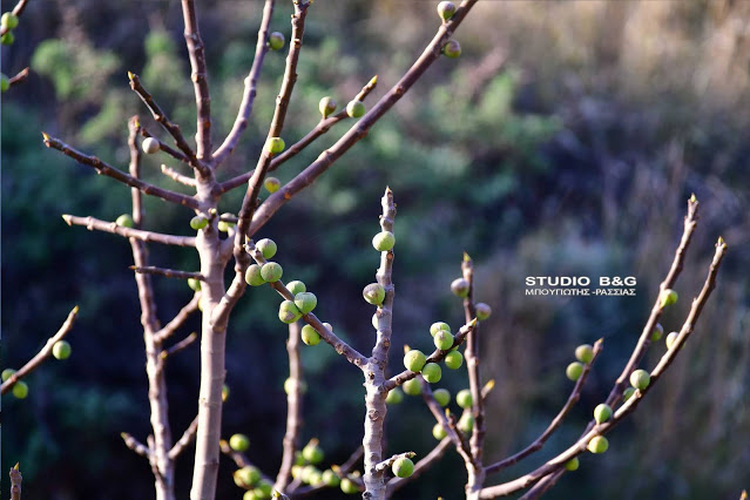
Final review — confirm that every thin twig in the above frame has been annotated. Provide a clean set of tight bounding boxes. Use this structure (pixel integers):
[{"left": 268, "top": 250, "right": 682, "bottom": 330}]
[
  {"left": 62, "top": 214, "right": 196, "bottom": 247},
  {"left": 213, "top": 0, "right": 276, "bottom": 166},
  {"left": 162, "top": 164, "right": 197, "bottom": 187},
  {"left": 128, "top": 73, "right": 209, "bottom": 176},
  {"left": 9, "top": 463, "right": 22, "bottom": 500},
  {"left": 275, "top": 321, "right": 304, "bottom": 492},
  {"left": 168, "top": 416, "right": 199, "bottom": 460},
  {"left": 421, "top": 380, "right": 474, "bottom": 465},
  {"left": 43, "top": 134, "right": 200, "bottom": 210},
  {"left": 163, "top": 332, "right": 198, "bottom": 359},
  {"left": 217, "top": 75, "right": 379, "bottom": 194},
  {"left": 121, "top": 432, "right": 152, "bottom": 459},
  {"left": 1, "top": 306, "right": 78, "bottom": 395},
  {"left": 7, "top": 67, "right": 30, "bottom": 89},
  {"left": 484, "top": 339, "right": 603, "bottom": 475},
  {"left": 246, "top": 0, "right": 480, "bottom": 238},
  {"left": 180, "top": 0, "right": 212, "bottom": 161},
  {"left": 154, "top": 294, "right": 201, "bottom": 343},
  {"left": 131, "top": 266, "right": 205, "bottom": 281}
]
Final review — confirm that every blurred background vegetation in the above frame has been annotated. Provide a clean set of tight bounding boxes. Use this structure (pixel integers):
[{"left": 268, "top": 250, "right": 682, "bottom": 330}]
[{"left": 2, "top": 0, "right": 749, "bottom": 498}]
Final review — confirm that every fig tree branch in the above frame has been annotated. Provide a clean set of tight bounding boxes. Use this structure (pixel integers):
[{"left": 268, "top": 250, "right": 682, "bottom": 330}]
[
  {"left": 153, "top": 294, "right": 201, "bottom": 343},
  {"left": 131, "top": 266, "right": 205, "bottom": 281},
  {"left": 246, "top": 0, "right": 479, "bottom": 237},
  {"left": 169, "top": 416, "right": 199, "bottom": 460},
  {"left": 7, "top": 67, "right": 29, "bottom": 89},
  {"left": 43, "top": 134, "right": 201, "bottom": 210},
  {"left": 386, "top": 438, "right": 452, "bottom": 495},
  {"left": 161, "top": 164, "right": 197, "bottom": 187},
  {"left": 217, "top": 75, "right": 379, "bottom": 195},
  {"left": 180, "top": 0, "right": 212, "bottom": 161},
  {"left": 128, "top": 73, "right": 209, "bottom": 176},
  {"left": 138, "top": 125, "right": 190, "bottom": 164},
  {"left": 484, "top": 339, "right": 603, "bottom": 475},
  {"left": 213, "top": 0, "right": 276, "bottom": 166},
  {"left": 163, "top": 332, "right": 198, "bottom": 359},
  {"left": 1, "top": 306, "right": 78, "bottom": 395},
  {"left": 62, "top": 214, "right": 197, "bottom": 247},
  {"left": 9, "top": 463, "right": 22, "bottom": 500},
  {"left": 275, "top": 321, "right": 304, "bottom": 493}
]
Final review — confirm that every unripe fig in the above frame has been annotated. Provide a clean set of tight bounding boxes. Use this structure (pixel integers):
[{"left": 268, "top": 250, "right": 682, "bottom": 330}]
[
  {"left": 564, "top": 457, "right": 580, "bottom": 471},
  {"left": 230, "top": 433, "right": 251, "bottom": 452},
  {"left": 243, "top": 491, "right": 259, "bottom": 500},
  {"left": 622, "top": 387, "right": 635, "bottom": 402},
  {"left": 267, "top": 137, "right": 286, "bottom": 155},
  {"left": 475, "top": 302, "right": 492, "bottom": 321},
  {"left": 1, "top": 368, "right": 16, "bottom": 381},
  {"left": 433, "top": 422, "right": 448, "bottom": 440},
  {"left": 430, "top": 322, "right": 451, "bottom": 336},
  {"left": 284, "top": 377, "right": 307, "bottom": 395},
  {"left": 433, "top": 388, "right": 451, "bottom": 407},
  {"left": 363, "top": 283, "right": 385, "bottom": 306},
  {"left": 321, "top": 469, "right": 340, "bottom": 487},
  {"left": 278, "top": 300, "right": 302, "bottom": 324},
  {"left": 372, "top": 313, "right": 379, "bottom": 330},
  {"left": 433, "top": 330, "right": 454, "bottom": 351},
  {"left": 629, "top": 369, "right": 650, "bottom": 390},
  {"left": 593, "top": 403, "right": 612, "bottom": 424},
  {"left": 245, "top": 264, "right": 266, "bottom": 286},
  {"left": 458, "top": 413, "right": 474, "bottom": 433},
  {"left": 302, "top": 441, "right": 324, "bottom": 464},
  {"left": 261, "top": 262, "right": 283, "bottom": 282},
  {"left": 651, "top": 323, "right": 664, "bottom": 341},
  {"left": 142, "top": 137, "right": 160, "bottom": 154},
  {"left": 301, "top": 324, "right": 321, "bottom": 346},
  {"left": 222, "top": 384, "right": 230, "bottom": 402},
  {"left": 52, "top": 340, "right": 72, "bottom": 360},
  {"left": 385, "top": 387, "right": 404, "bottom": 404},
  {"left": 264, "top": 177, "right": 281, "bottom": 193},
  {"left": 116, "top": 213, "right": 134, "bottom": 228},
  {"left": 372, "top": 231, "right": 395, "bottom": 252},
  {"left": 294, "top": 451, "right": 305, "bottom": 466},
  {"left": 256, "top": 238, "right": 278, "bottom": 259},
  {"left": 450, "top": 277, "right": 469, "bottom": 297},
  {"left": 0, "top": 73, "right": 9, "bottom": 93},
  {"left": 566, "top": 361, "right": 584, "bottom": 381},
  {"left": 437, "top": 1, "right": 456, "bottom": 20},
  {"left": 218, "top": 213, "right": 236, "bottom": 232},
  {"left": 404, "top": 349, "right": 427, "bottom": 372},
  {"left": 392, "top": 457, "right": 414, "bottom": 478},
  {"left": 575, "top": 344, "right": 594, "bottom": 364},
  {"left": 422, "top": 363, "right": 442, "bottom": 383},
  {"left": 12, "top": 380, "right": 28, "bottom": 399},
  {"left": 587, "top": 435, "right": 609, "bottom": 454},
  {"left": 346, "top": 100, "right": 366, "bottom": 118},
  {"left": 190, "top": 215, "right": 208, "bottom": 230},
  {"left": 295, "top": 292, "right": 317, "bottom": 314},
  {"left": 255, "top": 480, "right": 273, "bottom": 497},
  {"left": 234, "top": 466, "right": 261, "bottom": 488},
  {"left": 1, "top": 13, "right": 19, "bottom": 29},
  {"left": 268, "top": 31, "right": 285, "bottom": 51},
  {"left": 319, "top": 96, "right": 337, "bottom": 118},
  {"left": 660, "top": 289, "right": 678, "bottom": 308},
  {"left": 666, "top": 331, "right": 679, "bottom": 350},
  {"left": 444, "top": 350, "right": 463, "bottom": 370},
  {"left": 340, "top": 477, "right": 359, "bottom": 494},
  {"left": 456, "top": 388, "right": 473, "bottom": 409},
  {"left": 1, "top": 31, "right": 14, "bottom": 46},
  {"left": 402, "top": 378, "right": 422, "bottom": 396},
  {"left": 442, "top": 40, "right": 462, "bottom": 58},
  {"left": 307, "top": 468, "right": 323, "bottom": 486},
  {"left": 322, "top": 322, "right": 333, "bottom": 332},
  {"left": 286, "top": 280, "right": 306, "bottom": 296}
]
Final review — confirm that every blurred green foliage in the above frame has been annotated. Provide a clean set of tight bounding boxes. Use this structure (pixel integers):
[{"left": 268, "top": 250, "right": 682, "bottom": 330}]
[{"left": 2, "top": 1, "right": 749, "bottom": 499}]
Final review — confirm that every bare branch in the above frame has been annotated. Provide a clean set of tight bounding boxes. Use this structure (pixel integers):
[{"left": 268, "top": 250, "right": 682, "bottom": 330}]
[
  {"left": 162, "top": 163, "right": 197, "bottom": 187},
  {"left": 9, "top": 463, "right": 22, "bottom": 500},
  {"left": 1, "top": 306, "right": 78, "bottom": 395},
  {"left": 7, "top": 67, "right": 30, "bottom": 89},
  {"left": 128, "top": 73, "right": 209, "bottom": 176},
  {"left": 154, "top": 294, "right": 201, "bottom": 344},
  {"left": 131, "top": 266, "right": 204, "bottom": 282},
  {"left": 62, "top": 214, "right": 196, "bottom": 247},
  {"left": 386, "top": 438, "right": 451, "bottom": 495},
  {"left": 217, "top": 75, "right": 379, "bottom": 195},
  {"left": 246, "top": 0, "right": 480, "bottom": 237},
  {"left": 213, "top": 0, "right": 276, "bottom": 166},
  {"left": 163, "top": 332, "right": 198, "bottom": 359},
  {"left": 168, "top": 416, "right": 199, "bottom": 460},
  {"left": 43, "top": 134, "right": 201, "bottom": 210},
  {"left": 180, "top": 0, "right": 212, "bottom": 161},
  {"left": 421, "top": 380, "right": 474, "bottom": 464},
  {"left": 121, "top": 432, "right": 152, "bottom": 459},
  {"left": 484, "top": 339, "right": 603, "bottom": 475},
  {"left": 275, "top": 321, "right": 304, "bottom": 493}
]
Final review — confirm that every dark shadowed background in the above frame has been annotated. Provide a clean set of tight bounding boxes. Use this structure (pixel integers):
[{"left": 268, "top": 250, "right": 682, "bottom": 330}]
[{"left": 2, "top": 0, "right": 749, "bottom": 499}]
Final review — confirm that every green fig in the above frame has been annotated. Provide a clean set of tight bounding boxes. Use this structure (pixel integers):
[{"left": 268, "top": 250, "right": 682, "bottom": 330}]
[
  {"left": 421, "top": 363, "right": 442, "bottom": 383},
  {"left": 404, "top": 350, "right": 427, "bottom": 372},
  {"left": 1, "top": 13, "right": 19, "bottom": 30},
  {"left": 651, "top": 323, "right": 664, "bottom": 341},
  {"left": 301, "top": 324, "right": 320, "bottom": 346},
  {"left": 372, "top": 231, "right": 395, "bottom": 252},
  {"left": 319, "top": 96, "right": 337, "bottom": 118},
  {"left": 566, "top": 362, "right": 584, "bottom": 381},
  {"left": 402, "top": 378, "right": 422, "bottom": 396},
  {"left": 116, "top": 214, "right": 134, "bottom": 228},
  {"left": 385, "top": 387, "right": 404, "bottom": 404},
  {"left": 268, "top": 31, "right": 285, "bottom": 51},
  {"left": 442, "top": 40, "right": 461, "bottom": 58},
  {"left": 575, "top": 344, "right": 594, "bottom": 364},
  {"left": 52, "top": 340, "right": 72, "bottom": 360},
  {"left": 190, "top": 215, "right": 209, "bottom": 230},
  {"left": 278, "top": 300, "right": 302, "bottom": 324},
  {"left": 475, "top": 302, "right": 492, "bottom": 320},
  {"left": 587, "top": 435, "right": 609, "bottom": 454},
  {"left": 302, "top": 440, "right": 324, "bottom": 464},
  {"left": 456, "top": 389, "right": 472, "bottom": 409},
  {"left": 444, "top": 350, "right": 463, "bottom": 370},
  {"left": 256, "top": 238, "right": 277, "bottom": 259},
  {"left": 433, "top": 330, "right": 454, "bottom": 351},
  {"left": 629, "top": 369, "right": 650, "bottom": 391},
  {"left": 267, "top": 137, "right": 286, "bottom": 155},
  {"left": 229, "top": 433, "right": 250, "bottom": 452},
  {"left": 666, "top": 331, "right": 679, "bottom": 350},
  {"left": 429, "top": 322, "right": 451, "bottom": 336},
  {"left": 433, "top": 388, "right": 451, "bottom": 407},
  {"left": 346, "top": 100, "right": 366, "bottom": 118},
  {"left": 12, "top": 380, "right": 28, "bottom": 399},
  {"left": 392, "top": 457, "right": 414, "bottom": 478},
  {"left": 261, "top": 262, "right": 283, "bottom": 282},
  {"left": 142, "top": 137, "right": 160, "bottom": 154},
  {"left": 245, "top": 264, "right": 266, "bottom": 286},
  {"left": 450, "top": 278, "right": 469, "bottom": 297},
  {"left": 234, "top": 466, "right": 261, "bottom": 488},
  {"left": 436, "top": 1, "right": 456, "bottom": 20},
  {"left": 363, "top": 283, "right": 385, "bottom": 306},
  {"left": 294, "top": 292, "right": 317, "bottom": 314},
  {"left": 433, "top": 422, "right": 447, "bottom": 440},
  {"left": 565, "top": 457, "right": 580, "bottom": 471},
  {"left": 660, "top": 289, "right": 678, "bottom": 308},
  {"left": 264, "top": 177, "right": 281, "bottom": 193},
  {"left": 286, "top": 280, "right": 306, "bottom": 295},
  {"left": 593, "top": 403, "right": 612, "bottom": 424}
]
